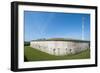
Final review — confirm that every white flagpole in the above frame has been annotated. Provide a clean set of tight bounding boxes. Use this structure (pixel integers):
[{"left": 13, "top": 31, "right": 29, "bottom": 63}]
[{"left": 82, "top": 17, "right": 84, "bottom": 40}]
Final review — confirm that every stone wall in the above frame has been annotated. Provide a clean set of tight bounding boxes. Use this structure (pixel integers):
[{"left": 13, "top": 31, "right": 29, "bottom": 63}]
[{"left": 30, "top": 41, "right": 89, "bottom": 56}]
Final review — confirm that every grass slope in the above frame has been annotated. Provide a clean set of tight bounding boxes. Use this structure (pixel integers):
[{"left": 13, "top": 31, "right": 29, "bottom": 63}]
[{"left": 24, "top": 46, "right": 90, "bottom": 62}]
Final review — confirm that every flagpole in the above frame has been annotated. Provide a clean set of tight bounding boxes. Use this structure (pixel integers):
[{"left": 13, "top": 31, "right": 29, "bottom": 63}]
[{"left": 82, "top": 17, "right": 84, "bottom": 40}]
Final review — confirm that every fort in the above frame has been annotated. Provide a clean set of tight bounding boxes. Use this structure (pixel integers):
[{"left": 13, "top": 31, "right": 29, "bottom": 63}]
[{"left": 30, "top": 38, "right": 90, "bottom": 56}]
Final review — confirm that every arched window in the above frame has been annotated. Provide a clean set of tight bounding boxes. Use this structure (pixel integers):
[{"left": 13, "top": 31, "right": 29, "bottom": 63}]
[
  {"left": 70, "top": 49, "right": 72, "bottom": 53},
  {"left": 53, "top": 48, "right": 56, "bottom": 55},
  {"left": 53, "top": 48, "right": 56, "bottom": 51},
  {"left": 66, "top": 48, "right": 68, "bottom": 54}
]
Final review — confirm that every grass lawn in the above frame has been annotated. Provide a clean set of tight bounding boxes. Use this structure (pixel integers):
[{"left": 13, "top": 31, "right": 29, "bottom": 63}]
[{"left": 24, "top": 46, "right": 90, "bottom": 62}]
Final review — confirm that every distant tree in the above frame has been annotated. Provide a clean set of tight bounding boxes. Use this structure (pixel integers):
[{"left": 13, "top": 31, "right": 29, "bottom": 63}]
[
  {"left": 37, "top": 38, "right": 46, "bottom": 41},
  {"left": 24, "top": 41, "right": 30, "bottom": 46}
]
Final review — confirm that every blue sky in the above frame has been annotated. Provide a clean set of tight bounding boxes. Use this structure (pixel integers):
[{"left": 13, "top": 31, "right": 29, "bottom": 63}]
[{"left": 24, "top": 11, "right": 90, "bottom": 41}]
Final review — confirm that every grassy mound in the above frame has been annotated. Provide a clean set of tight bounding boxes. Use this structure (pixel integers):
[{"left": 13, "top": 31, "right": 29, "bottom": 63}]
[{"left": 24, "top": 46, "right": 90, "bottom": 62}]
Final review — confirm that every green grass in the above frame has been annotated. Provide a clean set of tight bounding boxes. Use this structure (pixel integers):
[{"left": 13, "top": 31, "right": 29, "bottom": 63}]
[{"left": 24, "top": 46, "right": 90, "bottom": 62}]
